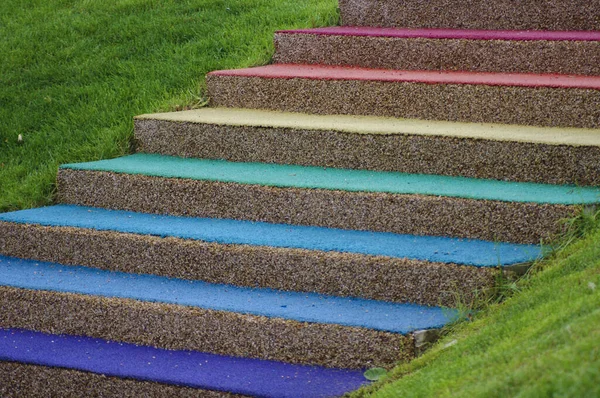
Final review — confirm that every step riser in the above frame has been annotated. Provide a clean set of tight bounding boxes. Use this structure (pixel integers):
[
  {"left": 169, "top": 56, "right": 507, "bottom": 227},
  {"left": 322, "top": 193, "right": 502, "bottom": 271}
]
[
  {"left": 274, "top": 33, "right": 600, "bottom": 75},
  {"left": 0, "top": 362, "right": 238, "bottom": 398},
  {"left": 207, "top": 75, "right": 600, "bottom": 128},
  {"left": 57, "top": 169, "right": 576, "bottom": 244},
  {"left": 0, "top": 286, "right": 411, "bottom": 368},
  {"left": 338, "top": 0, "right": 600, "bottom": 31},
  {"left": 135, "top": 117, "right": 600, "bottom": 186},
  {"left": 0, "top": 222, "right": 496, "bottom": 307}
]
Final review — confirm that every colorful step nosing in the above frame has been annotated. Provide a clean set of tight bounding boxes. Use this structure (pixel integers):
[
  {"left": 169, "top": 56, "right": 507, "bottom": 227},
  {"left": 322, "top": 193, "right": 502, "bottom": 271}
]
[
  {"left": 0, "top": 328, "right": 369, "bottom": 398},
  {"left": 208, "top": 64, "right": 600, "bottom": 89},
  {"left": 0, "top": 205, "right": 543, "bottom": 267},
  {"left": 278, "top": 27, "right": 600, "bottom": 41},
  {"left": 0, "top": 255, "right": 455, "bottom": 333},
  {"left": 60, "top": 154, "right": 600, "bottom": 205}
]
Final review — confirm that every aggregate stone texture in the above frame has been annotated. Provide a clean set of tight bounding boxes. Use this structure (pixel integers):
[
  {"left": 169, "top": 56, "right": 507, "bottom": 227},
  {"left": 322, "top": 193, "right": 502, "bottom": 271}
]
[
  {"left": 338, "top": 0, "right": 600, "bottom": 31},
  {"left": 57, "top": 169, "right": 576, "bottom": 244},
  {"left": 0, "top": 222, "right": 498, "bottom": 307},
  {"left": 273, "top": 33, "right": 600, "bottom": 75},
  {"left": 135, "top": 118, "right": 600, "bottom": 186},
  {"left": 206, "top": 75, "right": 600, "bottom": 129},
  {"left": 0, "top": 286, "right": 412, "bottom": 369},
  {"left": 0, "top": 362, "right": 241, "bottom": 398}
]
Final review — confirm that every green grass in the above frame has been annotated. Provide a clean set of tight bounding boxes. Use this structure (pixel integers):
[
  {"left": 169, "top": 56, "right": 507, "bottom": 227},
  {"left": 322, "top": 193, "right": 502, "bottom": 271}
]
[
  {"left": 351, "top": 214, "right": 600, "bottom": 397},
  {"left": 0, "top": 0, "right": 338, "bottom": 211}
]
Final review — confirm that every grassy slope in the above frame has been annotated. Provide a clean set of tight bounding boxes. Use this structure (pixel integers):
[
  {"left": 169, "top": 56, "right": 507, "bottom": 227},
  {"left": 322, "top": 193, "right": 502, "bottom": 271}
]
[
  {"left": 0, "top": 0, "right": 338, "bottom": 211},
  {"left": 352, "top": 217, "right": 600, "bottom": 397}
]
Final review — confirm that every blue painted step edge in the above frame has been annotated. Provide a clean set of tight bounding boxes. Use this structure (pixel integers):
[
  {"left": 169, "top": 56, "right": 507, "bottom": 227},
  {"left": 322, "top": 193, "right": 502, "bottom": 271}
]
[
  {"left": 0, "top": 205, "right": 545, "bottom": 267},
  {"left": 0, "top": 255, "right": 456, "bottom": 334},
  {"left": 0, "top": 328, "right": 368, "bottom": 398}
]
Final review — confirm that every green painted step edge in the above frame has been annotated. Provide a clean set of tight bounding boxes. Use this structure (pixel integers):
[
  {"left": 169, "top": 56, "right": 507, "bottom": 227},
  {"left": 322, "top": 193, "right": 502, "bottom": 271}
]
[
  {"left": 135, "top": 108, "right": 600, "bottom": 147},
  {"left": 61, "top": 154, "right": 600, "bottom": 205}
]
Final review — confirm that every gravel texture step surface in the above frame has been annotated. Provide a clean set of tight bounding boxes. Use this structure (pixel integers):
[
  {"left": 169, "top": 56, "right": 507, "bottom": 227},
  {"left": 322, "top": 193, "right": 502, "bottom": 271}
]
[
  {"left": 135, "top": 108, "right": 600, "bottom": 185},
  {"left": 0, "top": 328, "right": 368, "bottom": 398},
  {"left": 0, "top": 255, "right": 454, "bottom": 333},
  {"left": 61, "top": 154, "right": 600, "bottom": 205},
  {"left": 338, "top": 0, "right": 600, "bottom": 31},
  {"left": 0, "top": 362, "right": 241, "bottom": 398},
  {"left": 274, "top": 27, "right": 600, "bottom": 75},
  {"left": 0, "top": 205, "right": 544, "bottom": 267},
  {"left": 207, "top": 65, "right": 600, "bottom": 128}
]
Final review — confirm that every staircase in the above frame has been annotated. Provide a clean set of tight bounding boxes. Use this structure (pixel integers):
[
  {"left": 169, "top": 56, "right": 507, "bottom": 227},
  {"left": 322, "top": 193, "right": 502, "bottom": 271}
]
[{"left": 1, "top": 1, "right": 600, "bottom": 397}]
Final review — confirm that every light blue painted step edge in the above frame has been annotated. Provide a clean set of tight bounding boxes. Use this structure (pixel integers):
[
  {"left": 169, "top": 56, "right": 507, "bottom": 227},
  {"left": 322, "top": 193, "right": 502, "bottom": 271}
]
[
  {"left": 0, "top": 205, "right": 545, "bottom": 267},
  {"left": 0, "top": 255, "right": 457, "bottom": 334}
]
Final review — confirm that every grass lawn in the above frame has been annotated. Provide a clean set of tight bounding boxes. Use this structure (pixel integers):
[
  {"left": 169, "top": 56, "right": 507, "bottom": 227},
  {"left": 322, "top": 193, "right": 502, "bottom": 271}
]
[
  {"left": 0, "top": 0, "right": 338, "bottom": 211},
  {"left": 1, "top": 1, "right": 599, "bottom": 397},
  {"left": 352, "top": 214, "right": 600, "bottom": 397}
]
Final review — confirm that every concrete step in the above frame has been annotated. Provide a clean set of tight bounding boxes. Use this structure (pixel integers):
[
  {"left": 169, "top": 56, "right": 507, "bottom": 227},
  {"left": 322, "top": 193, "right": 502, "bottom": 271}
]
[
  {"left": 0, "top": 328, "right": 368, "bottom": 397},
  {"left": 135, "top": 108, "right": 600, "bottom": 186},
  {"left": 0, "top": 255, "right": 456, "bottom": 368},
  {"left": 0, "top": 206, "right": 543, "bottom": 306},
  {"left": 206, "top": 64, "right": 600, "bottom": 128},
  {"left": 55, "top": 154, "right": 597, "bottom": 243},
  {"left": 338, "top": 0, "right": 600, "bottom": 31},
  {"left": 274, "top": 27, "right": 600, "bottom": 75}
]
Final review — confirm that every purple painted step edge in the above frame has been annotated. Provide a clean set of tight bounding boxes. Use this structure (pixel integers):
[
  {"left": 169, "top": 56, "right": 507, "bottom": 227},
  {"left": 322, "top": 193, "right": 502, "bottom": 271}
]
[{"left": 0, "top": 328, "right": 368, "bottom": 398}]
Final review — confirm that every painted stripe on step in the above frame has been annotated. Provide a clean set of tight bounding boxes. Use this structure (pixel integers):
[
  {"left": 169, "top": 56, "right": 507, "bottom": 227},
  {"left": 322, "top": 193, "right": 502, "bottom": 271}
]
[
  {"left": 0, "top": 328, "right": 368, "bottom": 397},
  {"left": 0, "top": 255, "right": 456, "bottom": 333},
  {"left": 135, "top": 108, "right": 600, "bottom": 147},
  {"left": 62, "top": 153, "right": 600, "bottom": 205},
  {"left": 208, "top": 64, "right": 600, "bottom": 89},
  {"left": 0, "top": 205, "right": 543, "bottom": 266},
  {"left": 278, "top": 27, "right": 600, "bottom": 42}
]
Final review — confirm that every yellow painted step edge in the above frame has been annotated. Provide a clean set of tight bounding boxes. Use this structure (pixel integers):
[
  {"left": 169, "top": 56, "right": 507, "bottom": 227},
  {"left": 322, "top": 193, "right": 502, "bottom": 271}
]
[{"left": 136, "top": 107, "right": 600, "bottom": 147}]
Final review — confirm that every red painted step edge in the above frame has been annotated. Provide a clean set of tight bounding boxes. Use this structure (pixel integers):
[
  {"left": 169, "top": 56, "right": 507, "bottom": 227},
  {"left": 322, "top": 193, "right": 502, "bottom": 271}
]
[
  {"left": 208, "top": 64, "right": 600, "bottom": 90},
  {"left": 277, "top": 26, "right": 600, "bottom": 42}
]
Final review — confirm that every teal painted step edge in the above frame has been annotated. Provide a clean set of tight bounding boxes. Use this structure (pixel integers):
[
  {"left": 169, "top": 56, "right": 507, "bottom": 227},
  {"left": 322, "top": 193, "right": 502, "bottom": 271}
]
[{"left": 61, "top": 154, "right": 600, "bottom": 205}]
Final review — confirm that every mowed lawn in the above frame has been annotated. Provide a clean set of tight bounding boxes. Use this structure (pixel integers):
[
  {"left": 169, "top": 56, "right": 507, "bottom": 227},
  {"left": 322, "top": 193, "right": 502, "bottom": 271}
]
[
  {"left": 0, "top": 0, "right": 337, "bottom": 211},
  {"left": 354, "top": 214, "right": 600, "bottom": 398}
]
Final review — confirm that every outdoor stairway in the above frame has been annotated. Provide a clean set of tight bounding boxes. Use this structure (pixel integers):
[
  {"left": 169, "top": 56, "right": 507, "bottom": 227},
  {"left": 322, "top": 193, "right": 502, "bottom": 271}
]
[{"left": 1, "top": 1, "right": 600, "bottom": 397}]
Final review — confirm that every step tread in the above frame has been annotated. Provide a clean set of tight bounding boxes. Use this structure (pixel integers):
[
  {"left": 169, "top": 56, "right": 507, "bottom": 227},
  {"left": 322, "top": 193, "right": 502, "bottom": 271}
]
[
  {"left": 0, "top": 205, "right": 542, "bottom": 267},
  {"left": 278, "top": 27, "right": 600, "bottom": 41},
  {"left": 0, "top": 256, "right": 454, "bottom": 333},
  {"left": 208, "top": 64, "right": 600, "bottom": 89},
  {"left": 0, "top": 328, "right": 367, "bottom": 397},
  {"left": 62, "top": 154, "right": 600, "bottom": 205},
  {"left": 136, "top": 108, "right": 600, "bottom": 147}
]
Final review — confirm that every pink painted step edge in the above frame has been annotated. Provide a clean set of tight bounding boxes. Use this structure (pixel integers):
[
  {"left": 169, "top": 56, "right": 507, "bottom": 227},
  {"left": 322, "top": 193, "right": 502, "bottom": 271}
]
[
  {"left": 208, "top": 64, "right": 600, "bottom": 90},
  {"left": 277, "top": 26, "right": 600, "bottom": 42}
]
